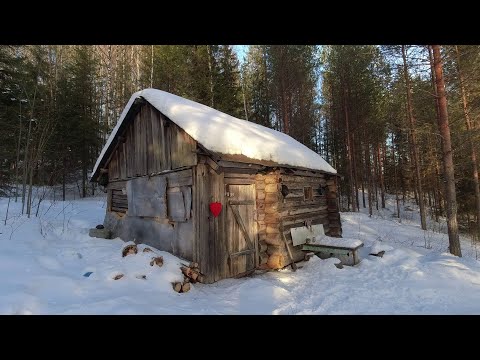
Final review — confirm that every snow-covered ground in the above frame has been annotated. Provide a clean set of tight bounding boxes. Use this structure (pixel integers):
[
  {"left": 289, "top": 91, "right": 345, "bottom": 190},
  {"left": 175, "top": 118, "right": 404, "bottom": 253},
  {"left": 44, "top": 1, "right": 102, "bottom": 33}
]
[{"left": 1, "top": 193, "right": 480, "bottom": 314}]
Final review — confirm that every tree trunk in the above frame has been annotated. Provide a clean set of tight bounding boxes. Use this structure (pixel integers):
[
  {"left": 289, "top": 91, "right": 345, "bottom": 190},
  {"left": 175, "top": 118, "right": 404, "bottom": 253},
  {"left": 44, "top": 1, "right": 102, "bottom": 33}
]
[
  {"left": 26, "top": 161, "right": 34, "bottom": 218},
  {"left": 455, "top": 45, "right": 480, "bottom": 240},
  {"left": 207, "top": 45, "right": 215, "bottom": 108},
  {"left": 373, "top": 143, "right": 379, "bottom": 211},
  {"left": 432, "top": 45, "right": 461, "bottom": 257},
  {"left": 21, "top": 117, "right": 33, "bottom": 214},
  {"left": 366, "top": 142, "right": 373, "bottom": 217},
  {"left": 352, "top": 133, "right": 360, "bottom": 211},
  {"left": 428, "top": 45, "right": 442, "bottom": 223},
  {"left": 378, "top": 144, "right": 386, "bottom": 208},
  {"left": 392, "top": 135, "right": 401, "bottom": 221},
  {"left": 343, "top": 85, "right": 356, "bottom": 212},
  {"left": 15, "top": 102, "right": 23, "bottom": 202},
  {"left": 62, "top": 155, "right": 66, "bottom": 201},
  {"left": 150, "top": 45, "right": 154, "bottom": 88},
  {"left": 401, "top": 45, "right": 427, "bottom": 230}
]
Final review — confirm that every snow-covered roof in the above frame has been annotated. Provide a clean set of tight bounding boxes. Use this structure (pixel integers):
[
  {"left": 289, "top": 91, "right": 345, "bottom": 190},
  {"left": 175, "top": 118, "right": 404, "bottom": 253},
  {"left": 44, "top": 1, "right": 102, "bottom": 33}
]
[{"left": 92, "top": 89, "right": 336, "bottom": 178}]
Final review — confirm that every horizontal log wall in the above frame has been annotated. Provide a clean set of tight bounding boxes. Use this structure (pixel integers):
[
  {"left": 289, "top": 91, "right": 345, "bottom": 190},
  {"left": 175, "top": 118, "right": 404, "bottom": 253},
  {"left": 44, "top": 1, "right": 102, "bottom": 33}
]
[{"left": 260, "top": 170, "right": 342, "bottom": 269}]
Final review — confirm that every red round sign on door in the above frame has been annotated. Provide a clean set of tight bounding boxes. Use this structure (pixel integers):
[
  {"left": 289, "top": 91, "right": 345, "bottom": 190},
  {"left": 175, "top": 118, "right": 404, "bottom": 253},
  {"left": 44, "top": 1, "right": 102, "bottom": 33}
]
[{"left": 209, "top": 202, "right": 222, "bottom": 218}]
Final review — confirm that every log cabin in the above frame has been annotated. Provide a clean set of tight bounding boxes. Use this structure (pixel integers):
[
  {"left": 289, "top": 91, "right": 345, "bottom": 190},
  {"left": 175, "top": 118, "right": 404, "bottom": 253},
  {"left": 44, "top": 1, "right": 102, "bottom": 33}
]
[{"left": 91, "top": 88, "right": 342, "bottom": 283}]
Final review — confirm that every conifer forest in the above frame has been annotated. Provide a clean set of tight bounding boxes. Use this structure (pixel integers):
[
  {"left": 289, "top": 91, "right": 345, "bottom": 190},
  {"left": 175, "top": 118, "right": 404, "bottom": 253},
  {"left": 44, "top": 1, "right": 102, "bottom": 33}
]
[{"left": 1, "top": 45, "right": 478, "bottom": 256}]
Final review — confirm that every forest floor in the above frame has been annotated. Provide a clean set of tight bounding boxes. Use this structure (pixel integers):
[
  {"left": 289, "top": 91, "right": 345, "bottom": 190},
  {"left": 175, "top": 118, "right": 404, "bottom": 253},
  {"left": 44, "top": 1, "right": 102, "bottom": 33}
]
[{"left": 1, "top": 193, "right": 480, "bottom": 314}]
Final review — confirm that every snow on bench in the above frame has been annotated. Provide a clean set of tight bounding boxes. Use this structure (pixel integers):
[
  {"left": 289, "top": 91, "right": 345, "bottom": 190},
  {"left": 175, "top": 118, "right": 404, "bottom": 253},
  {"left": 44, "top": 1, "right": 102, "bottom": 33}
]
[{"left": 301, "top": 237, "right": 364, "bottom": 266}]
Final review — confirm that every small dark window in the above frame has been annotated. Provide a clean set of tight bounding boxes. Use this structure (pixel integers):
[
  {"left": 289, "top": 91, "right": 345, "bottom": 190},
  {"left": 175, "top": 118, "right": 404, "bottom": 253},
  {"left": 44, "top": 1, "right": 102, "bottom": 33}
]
[
  {"left": 304, "top": 186, "right": 313, "bottom": 201},
  {"left": 281, "top": 184, "right": 290, "bottom": 197}
]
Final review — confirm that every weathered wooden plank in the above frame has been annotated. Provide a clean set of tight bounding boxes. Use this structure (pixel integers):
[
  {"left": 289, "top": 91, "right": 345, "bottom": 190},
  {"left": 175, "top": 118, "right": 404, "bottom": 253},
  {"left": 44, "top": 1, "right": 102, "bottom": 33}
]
[
  {"left": 222, "top": 167, "right": 258, "bottom": 175},
  {"left": 229, "top": 200, "right": 255, "bottom": 205},
  {"left": 119, "top": 143, "right": 127, "bottom": 179},
  {"left": 111, "top": 206, "right": 127, "bottom": 213},
  {"left": 109, "top": 151, "right": 119, "bottom": 180},
  {"left": 107, "top": 189, "right": 112, "bottom": 212},
  {"left": 282, "top": 213, "right": 328, "bottom": 227},
  {"left": 107, "top": 181, "right": 127, "bottom": 190},
  {"left": 279, "top": 205, "right": 328, "bottom": 217},
  {"left": 226, "top": 184, "right": 257, "bottom": 276},
  {"left": 230, "top": 249, "right": 255, "bottom": 257},
  {"left": 181, "top": 186, "right": 192, "bottom": 220},
  {"left": 168, "top": 176, "right": 193, "bottom": 188},
  {"left": 281, "top": 183, "right": 326, "bottom": 193},
  {"left": 167, "top": 188, "right": 186, "bottom": 222},
  {"left": 210, "top": 170, "right": 225, "bottom": 282},
  {"left": 146, "top": 106, "right": 157, "bottom": 173},
  {"left": 229, "top": 203, "right": 254, "bottom": 249},
  {"left": 224, "top": 172, "right": 256, "bottom": 179},
  {"left": 194, "top": 163, "right": 215, "bottom": 283},
  {"left": 283, "top": 198, "right": 327, "bottom": 207},
  {"left": 111, "top": 198, "right": 128, "bottom": 205},
  {"left": 217, "top": 160, "right": 263, "bottom": 169},
  {"left": 224, "top": 178, "right": 255, "bottom": 185},
  {"left": 126, "top": 123, "right": 135, "bottom": 178},
  {"left": 168, "top": 122, "right": 197, "bottom": 169},
  {"left": 134, "top": 110, "right": 142, "bottom": 176},
  {"left": 159, "top": 113, "right": 170, "bottom": 170},
  {"left": 127, "top": 176, "right": 167, "bottom": 218},
  {"left": 280, "top": 169, "right": 327, "bottom": 178},
  {"left": 203, "top": 156, "right": 219, "bottom": 171}
]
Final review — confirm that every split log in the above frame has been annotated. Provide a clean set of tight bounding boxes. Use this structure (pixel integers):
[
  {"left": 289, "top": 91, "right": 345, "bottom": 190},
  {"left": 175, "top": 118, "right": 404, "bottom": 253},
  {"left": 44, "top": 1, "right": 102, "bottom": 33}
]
[
  {"left": 173, "top": 282, "right": 182, "bottom": 293},
  {"left": 143, "top": 247, "right": 153, "bottom": 253},
  {"left": 189, "top": 262, "right": 199, "bottom": 269},
  {"left": 182, "top": 282, "right": 191, "bottom": 293},
  {"left": 113, "top": 274, "right": 124, "bottom": 280},
  {"left": 122, "top": 244, "right": 138, "bottom": 257},
  {"left": 181, "top": 266, "right": 193, "bottom": 278},
  {"left": 150, "top": 256, "right": 164, "bottom": 267}
]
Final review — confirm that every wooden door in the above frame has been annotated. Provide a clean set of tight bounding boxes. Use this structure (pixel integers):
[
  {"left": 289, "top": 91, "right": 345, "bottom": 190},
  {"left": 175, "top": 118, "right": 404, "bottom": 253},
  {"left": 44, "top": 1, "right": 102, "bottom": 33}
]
[{"left": 226, "top": 184, "right": 258, "bottom": 277}]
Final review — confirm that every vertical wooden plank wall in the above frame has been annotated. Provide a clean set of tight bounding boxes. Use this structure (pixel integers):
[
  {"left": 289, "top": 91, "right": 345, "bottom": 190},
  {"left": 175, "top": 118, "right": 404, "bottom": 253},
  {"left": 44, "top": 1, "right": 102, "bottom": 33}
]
[{"left": 106, "top": 102, "right": 197, "bottom": 181}]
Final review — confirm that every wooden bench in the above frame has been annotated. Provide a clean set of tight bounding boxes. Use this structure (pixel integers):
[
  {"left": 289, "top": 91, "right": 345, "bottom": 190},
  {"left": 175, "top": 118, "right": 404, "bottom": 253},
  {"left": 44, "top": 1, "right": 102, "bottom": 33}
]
[{"left": 301, "top": 237, "right": 364, "bottom": 266}]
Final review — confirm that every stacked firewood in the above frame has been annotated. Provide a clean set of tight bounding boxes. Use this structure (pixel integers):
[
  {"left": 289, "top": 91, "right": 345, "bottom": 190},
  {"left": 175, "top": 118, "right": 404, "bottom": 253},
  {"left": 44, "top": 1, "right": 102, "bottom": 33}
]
[{"left": 172, "top": 262, "right": 205, "bottom": 293}]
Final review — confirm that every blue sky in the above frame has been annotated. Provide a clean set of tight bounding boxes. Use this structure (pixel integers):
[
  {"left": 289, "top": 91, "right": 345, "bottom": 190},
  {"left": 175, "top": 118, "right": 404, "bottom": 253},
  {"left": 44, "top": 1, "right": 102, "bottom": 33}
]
[{"left": 233, "top": 45, "right": 249, "bottom": 64}]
